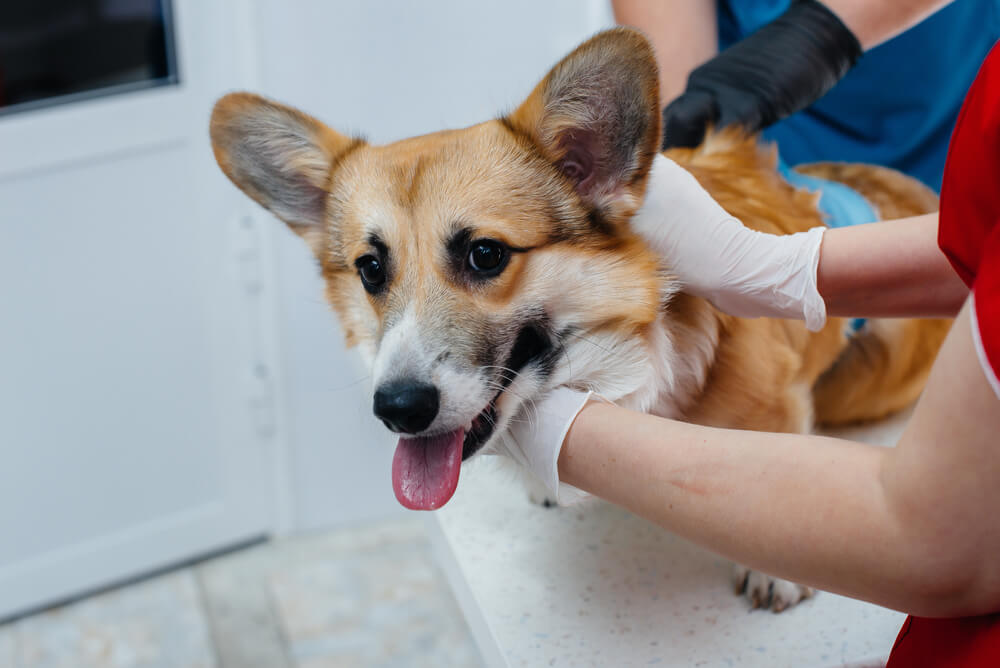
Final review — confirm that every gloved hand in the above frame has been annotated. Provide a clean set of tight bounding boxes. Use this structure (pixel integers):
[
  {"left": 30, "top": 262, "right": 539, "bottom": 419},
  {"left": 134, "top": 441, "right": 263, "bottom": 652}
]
[
  {"left": 495, "top": 387, "right": 596, "bottom": 505},
  {"left": 633, "top": 154, "right": 828, "bottom": 331},
  {"left": 662, "top": 0, "right": 863, "bottom": 149}
]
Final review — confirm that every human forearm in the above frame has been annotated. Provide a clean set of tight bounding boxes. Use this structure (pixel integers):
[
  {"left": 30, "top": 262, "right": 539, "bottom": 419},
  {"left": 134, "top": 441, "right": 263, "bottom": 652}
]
[
  {"left": 817, "top": 213, "right": 967, "bottom": 318},
  {"left": 612, "top": 0, "right": 717, "bottom": 104},
  {"left": 633, "top": 160, "right": 968, "bottom": 325},
  {"left": 558, "top": 402, "right": 992, "bottom": 616},
  {"left": 558, "top": 406, "right": 915, "bottom": 610},
  {"left": 661, "top": 0, "right": 863, "bottom": 147},
  {"left": 658, "top": 0, "right": 954, "bottom": 149},
  {"left": 557, "top": 301, "right": 1000, "bottom": 617},
  {"left": 823, "top": 0, "right": 954, "bottom": 50}
]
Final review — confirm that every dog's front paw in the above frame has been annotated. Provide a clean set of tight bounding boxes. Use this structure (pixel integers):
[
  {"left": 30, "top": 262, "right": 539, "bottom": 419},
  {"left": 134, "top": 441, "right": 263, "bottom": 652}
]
[{"left": 732, "top": 564, "right": 814, "bottom": 612}]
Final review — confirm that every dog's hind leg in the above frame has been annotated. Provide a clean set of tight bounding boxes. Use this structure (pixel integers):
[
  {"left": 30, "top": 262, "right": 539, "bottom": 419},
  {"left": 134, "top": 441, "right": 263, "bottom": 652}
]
[{"left": 813, "top": 318, "right": 951, "bottom": 426}]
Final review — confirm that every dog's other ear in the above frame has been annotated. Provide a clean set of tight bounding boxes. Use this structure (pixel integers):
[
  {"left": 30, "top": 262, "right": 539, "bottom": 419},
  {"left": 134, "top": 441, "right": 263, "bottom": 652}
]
[
  {"left": 210, "top": 92, "right": 361, "bottom": 255},
  {"left": 507, "top": 28, "right": 661, "bottom": 227}
]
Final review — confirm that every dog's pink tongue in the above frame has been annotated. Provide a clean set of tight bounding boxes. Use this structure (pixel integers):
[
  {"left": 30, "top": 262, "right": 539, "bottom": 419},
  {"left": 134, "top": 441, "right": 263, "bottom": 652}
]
[{"left": 391, "top": 428, "right": 464, "bottom": 510}]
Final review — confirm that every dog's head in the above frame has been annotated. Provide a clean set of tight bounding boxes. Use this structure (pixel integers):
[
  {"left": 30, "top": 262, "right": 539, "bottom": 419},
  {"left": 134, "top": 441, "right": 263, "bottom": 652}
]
[{"left": 210, "top": 29, "right": 672, "bottom": 509}]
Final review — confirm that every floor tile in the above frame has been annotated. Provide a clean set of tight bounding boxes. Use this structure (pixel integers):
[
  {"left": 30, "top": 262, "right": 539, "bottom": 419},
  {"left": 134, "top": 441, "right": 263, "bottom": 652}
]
[
  {"left": 0, "top": 623, "right": 15, "bottom": 665},
  {"left": 268, "top": 519, "right": 481, "bottom": 668},
  {"left": 195, "top": 544, "right": 292, "bottom": 668},
  {"left": 10, "top": 570, "right": 215, "bottom": 668}
]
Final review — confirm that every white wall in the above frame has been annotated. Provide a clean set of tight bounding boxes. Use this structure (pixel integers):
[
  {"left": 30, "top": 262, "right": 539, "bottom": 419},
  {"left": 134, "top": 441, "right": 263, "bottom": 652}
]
[{"left": 249, "top": 0, "right": 615, "bottom": 530}]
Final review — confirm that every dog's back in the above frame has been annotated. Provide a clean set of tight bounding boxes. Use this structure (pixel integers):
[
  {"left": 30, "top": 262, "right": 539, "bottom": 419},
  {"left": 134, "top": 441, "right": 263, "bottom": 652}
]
[{"left": 665, "top": 130, "right": 950, "bottom": 428}]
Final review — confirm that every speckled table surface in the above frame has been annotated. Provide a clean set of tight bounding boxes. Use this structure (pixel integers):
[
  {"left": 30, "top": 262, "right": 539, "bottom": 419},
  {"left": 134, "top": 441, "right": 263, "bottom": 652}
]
[{"left": 431, "top": 413, "right": 911, "bottom": 668}]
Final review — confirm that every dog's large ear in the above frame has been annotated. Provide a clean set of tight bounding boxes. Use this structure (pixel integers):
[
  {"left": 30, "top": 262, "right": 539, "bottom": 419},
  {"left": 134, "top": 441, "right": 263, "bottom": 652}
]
[
  {"left": 210, "top": 92, "right": 361, "bottom": 255},
  {"left": 507, "top": 28, "right": 661, "bottom": 227}
]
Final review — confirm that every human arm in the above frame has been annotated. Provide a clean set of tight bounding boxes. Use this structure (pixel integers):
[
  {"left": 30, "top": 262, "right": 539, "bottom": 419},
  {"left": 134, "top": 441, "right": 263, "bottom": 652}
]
[
  {"left": 660, "top": 0, "right": 954, "bottom": 148},
  {"left": 818, "top": 212, "right": 968, "bottom": 318},
  {"left": 825, "top": 0, "right": 954, "bottom": 50},
  {"left": 632, "top": 154, "right": 967, "bottom": 329},
  {"left": 557, "top": 298, "right": 1000, "bottom": 617},
  {"left": 610, "top": 0, "right": 717, "bottom": 104}
]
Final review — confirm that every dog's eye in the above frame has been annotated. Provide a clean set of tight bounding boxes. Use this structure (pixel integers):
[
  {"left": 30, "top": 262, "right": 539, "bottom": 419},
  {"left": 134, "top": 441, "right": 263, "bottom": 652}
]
[
  {"left": 355, "top": 255, "right": 386, "bottom": 292},
  {"left": 467, "top": 240, "right": 508, "bottom": 276}
]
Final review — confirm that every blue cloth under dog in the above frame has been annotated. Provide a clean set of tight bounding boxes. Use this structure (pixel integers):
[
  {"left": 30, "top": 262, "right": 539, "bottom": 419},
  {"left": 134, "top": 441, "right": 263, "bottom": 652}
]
[
  {"left": 778, "top": 159, "right": 876, "bottom": 229},
  {"left": 777, "top": 158, "right": 872, "bottom": 332}
]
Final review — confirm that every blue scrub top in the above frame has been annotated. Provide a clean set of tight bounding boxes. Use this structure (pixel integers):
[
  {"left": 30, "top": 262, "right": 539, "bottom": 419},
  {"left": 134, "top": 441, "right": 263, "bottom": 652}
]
[{"left": 717, "top": 0, "right": 1000, "bottom": 191}]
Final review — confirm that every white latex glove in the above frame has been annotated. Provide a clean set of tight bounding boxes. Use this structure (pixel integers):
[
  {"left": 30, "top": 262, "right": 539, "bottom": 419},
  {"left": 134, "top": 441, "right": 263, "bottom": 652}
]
[
  {"left": 496, "top": 387, "right": 596, "bottom": 505},
  {"left": 631, "top": 154, "right": 828, "bottom": 331}
]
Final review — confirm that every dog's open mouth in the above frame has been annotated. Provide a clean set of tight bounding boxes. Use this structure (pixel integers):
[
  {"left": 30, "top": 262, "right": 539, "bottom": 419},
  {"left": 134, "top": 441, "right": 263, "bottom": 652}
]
[
  {"left": 391, "top": 394, "right": 499, "bottom": 511},
  {"left": 463, "top": 396, "right": 498, "bottom": 459},
  {"left": 390, "top": 322, "right": 553, "bottom": 511}
]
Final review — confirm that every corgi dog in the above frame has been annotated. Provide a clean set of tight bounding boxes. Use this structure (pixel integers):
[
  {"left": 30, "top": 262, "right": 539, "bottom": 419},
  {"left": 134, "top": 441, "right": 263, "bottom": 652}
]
[{"left": 210, "top": 28, "right": 948, "bottom": 611}]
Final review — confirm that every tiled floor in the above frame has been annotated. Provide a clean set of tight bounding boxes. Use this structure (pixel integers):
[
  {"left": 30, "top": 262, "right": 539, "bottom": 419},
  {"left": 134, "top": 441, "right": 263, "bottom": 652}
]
[{"left": 0, "top": 519, "right": 483, "bottom": 668}]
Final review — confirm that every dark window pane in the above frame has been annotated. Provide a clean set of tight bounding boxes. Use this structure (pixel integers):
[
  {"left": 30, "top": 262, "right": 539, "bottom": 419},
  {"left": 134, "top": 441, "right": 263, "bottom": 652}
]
[{"left": 0, "top": 0, "right": 178, "bottom": 115}]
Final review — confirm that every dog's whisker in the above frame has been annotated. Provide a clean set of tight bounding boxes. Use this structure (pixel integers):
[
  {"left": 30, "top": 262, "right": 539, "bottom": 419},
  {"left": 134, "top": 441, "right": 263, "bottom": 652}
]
[
  {"left": 480, "top": 365, "right": 521, "bottom": 382},
  {"left": 482, "top": 383, "right": 532, "bottom": 405},
  {"left": 325, "top": 374, "right": 373, "bottom": 393},
  {"left": 562, "top": 329, "right": 615, "bottom": 354},
  {"left": 550, "top": 337, "right": 574, "bottom": 385}
]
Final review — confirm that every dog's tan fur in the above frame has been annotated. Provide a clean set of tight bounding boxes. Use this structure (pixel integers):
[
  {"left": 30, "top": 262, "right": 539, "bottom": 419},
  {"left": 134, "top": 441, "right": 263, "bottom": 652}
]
[
  {"left": 210, "top": 28, "right": 949, "bottom": 610},
  {"left": 662, "top": 136, "right": 950, "bottom": 432}
]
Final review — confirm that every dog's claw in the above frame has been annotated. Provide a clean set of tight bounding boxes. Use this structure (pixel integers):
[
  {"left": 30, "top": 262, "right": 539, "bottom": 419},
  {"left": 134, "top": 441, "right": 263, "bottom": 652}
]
[
  {"left": 733, "top": 564, "right": 812, "bottom": 613},
  {"left": 734, "top": 571, "right": 749, "bottom": 596}
]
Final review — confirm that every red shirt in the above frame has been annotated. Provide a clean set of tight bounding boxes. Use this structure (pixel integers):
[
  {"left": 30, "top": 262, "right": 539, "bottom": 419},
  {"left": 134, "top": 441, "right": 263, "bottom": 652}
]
[
  {"left": 938, "top": 41, "right": 1000, "bottom": 399},
  {"left": 886, "top": 41, "right": 1000, "bottom": 667}
]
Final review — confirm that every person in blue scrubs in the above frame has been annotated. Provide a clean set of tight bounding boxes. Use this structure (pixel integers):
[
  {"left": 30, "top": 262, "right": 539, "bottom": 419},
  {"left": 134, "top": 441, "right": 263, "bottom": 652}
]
[{"left": 614, "top": 0, "right": 1000, "bottom": 192}]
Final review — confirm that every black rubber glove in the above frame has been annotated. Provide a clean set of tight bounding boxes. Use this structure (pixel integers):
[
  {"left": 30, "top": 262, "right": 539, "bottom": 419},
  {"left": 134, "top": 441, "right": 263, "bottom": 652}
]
[{"left": 662, "top": 0, "right": 863, "bottom": 149}]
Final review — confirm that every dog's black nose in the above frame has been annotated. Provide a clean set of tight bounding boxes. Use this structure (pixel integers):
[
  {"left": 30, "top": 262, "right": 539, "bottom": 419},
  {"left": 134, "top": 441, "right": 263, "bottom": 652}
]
[{"left": 373, "top": 381, "right": 439, "bottom": 434}]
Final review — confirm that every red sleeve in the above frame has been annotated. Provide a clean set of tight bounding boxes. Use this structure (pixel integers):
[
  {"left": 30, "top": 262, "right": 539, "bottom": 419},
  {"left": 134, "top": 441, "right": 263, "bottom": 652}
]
[
  {"left": 887, "top": 614, "right": 1000, "bottom": 667},
  {"left": 971, "top": 225, "right": 1000, "bottom": 399},
  {"left": 938, "top": 40, "right": 1000, "bottom": 398}
]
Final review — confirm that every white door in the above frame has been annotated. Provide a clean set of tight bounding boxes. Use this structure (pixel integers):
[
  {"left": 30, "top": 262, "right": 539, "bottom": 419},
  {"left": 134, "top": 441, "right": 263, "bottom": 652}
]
[{"left": 0, "top": 0, "right": 279, "bottom": 619}]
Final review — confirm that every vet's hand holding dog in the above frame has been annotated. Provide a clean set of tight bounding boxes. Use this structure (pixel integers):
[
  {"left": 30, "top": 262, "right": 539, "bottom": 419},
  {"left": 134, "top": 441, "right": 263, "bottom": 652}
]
[
  {"left": 617, "top": 0, "right": 960, "bottom": 155},
  {"left": 509, "top": 13, "right": 1000, "bottom": 664}
]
